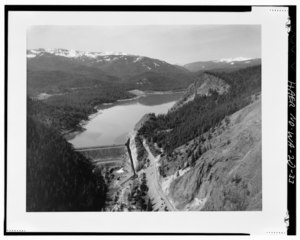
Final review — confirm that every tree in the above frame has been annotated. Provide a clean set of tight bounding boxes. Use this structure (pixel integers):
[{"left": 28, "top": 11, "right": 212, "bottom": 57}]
[{"left": 147, "top": 199, "right": 153, "bottom": 211}]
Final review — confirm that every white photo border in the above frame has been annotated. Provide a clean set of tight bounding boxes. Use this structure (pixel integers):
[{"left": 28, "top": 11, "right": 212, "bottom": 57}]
[{"left": 4, "top": 5, "right": 293, "bottom": 235}]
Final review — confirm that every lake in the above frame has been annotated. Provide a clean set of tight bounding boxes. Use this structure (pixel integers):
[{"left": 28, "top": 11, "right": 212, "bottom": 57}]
[{"left": 68, "top": 92, "right": 183, "bottom": 148}]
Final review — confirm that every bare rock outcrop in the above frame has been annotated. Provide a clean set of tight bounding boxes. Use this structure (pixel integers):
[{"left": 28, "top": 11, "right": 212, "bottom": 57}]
[
  {"left": 167, "top": 97, "right": 261, "bottom": 211},
  {"left": 171, "top": 72, "right": 230, "bottom": 111}
]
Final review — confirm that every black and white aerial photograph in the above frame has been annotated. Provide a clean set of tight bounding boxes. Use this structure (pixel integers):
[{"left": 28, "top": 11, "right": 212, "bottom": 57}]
[{"left": 26, "top": 25, "right": 262, "bottom": 212}]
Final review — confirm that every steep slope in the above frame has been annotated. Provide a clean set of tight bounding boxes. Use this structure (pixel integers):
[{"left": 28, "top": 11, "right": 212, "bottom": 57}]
[
  {"left": 184, "top": 58, "right": 261, "bottom": 72},
  {"left": 171, "top": 72, "right": 230, "bottom": 110},
  {"left": 139, "top": 65, "right": 261, "bottom": 153},
  {"left": 27, "top": 100, "right": 107, "bottom": 211},
  {"left": 165, "top": 97, "right": 261, "bottom": 211},
  {"left": 137, "top": 65, "right": 261, "bottom": 211}
]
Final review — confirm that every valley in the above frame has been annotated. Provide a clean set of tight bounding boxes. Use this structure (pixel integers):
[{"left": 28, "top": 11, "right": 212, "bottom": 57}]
[{"left": 26, "top": 48, "right": 262, "bottom": 212}]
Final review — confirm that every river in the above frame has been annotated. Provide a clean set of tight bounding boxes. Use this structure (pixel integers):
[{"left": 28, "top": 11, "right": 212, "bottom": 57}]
[{"left": 68, "top": 91, "right": 183, "bottom": 148}]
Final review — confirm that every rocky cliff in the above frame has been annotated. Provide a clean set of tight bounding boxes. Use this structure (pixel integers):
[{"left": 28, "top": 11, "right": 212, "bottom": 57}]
[
  {"left": 162, "top": 96, "right": 261, "bottom": 211},
  {"left": 171, "top": 72, "right": 230, "bottom": 111}
]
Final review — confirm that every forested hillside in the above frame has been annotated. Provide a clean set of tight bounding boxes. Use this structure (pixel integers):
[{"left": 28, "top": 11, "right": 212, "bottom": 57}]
[
  {"left": 138, "top": 65, "right": 261, "bottom": 153},
  {"left": 136, "top": 65, "right": 262, "bottom": 211},
  {"left": 28, "top": 83, "right": 133, "bottom": 132},
  {"left": 184, "top": 58, "right": 261, "bottom": 72},
  {"left": 27, "top": 49, "right": 197, "bottom": 131},
  {"left": 27, "top": 49, "right": 196, "bottom": 96},
  {"left": 27, "top": 99, "right": 107, "bottom": 211},
  {"left": 27, "top": 69, "right": 120, "bottom": 96}
]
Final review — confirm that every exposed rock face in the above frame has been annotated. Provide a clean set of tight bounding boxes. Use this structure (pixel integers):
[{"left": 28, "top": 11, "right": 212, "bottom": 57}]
[
  {"left": 195, "top": 73, "right": 230, "bottom": 95},
  {"left": 166, "top": 97, "right": 261, "bottom": 211},
  {"left": 171, "top": 72, "right": 230, "bottom": 111},
  {"left": 129, "top": 114, "right": 154, "bottom": 172}
]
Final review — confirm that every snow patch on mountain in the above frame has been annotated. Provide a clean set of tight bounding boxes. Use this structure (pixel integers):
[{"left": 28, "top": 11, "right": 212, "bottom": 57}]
[
  {"left": 213, "top": 57, "right": 251, "bottom": 63},
  {"left": 133, "top": 56, "right": 144, "bottom": 63},
  {"left": 154, "top": 62, "right": 160, "bottom": 68},
  {"left": 27, "top": 54, "right": 36, "bottom": 58},
  {"left": 142, "top": 63, "right": 151, "bottom": 70},
  {"left": 27, "top": 48, "right": 131, "bottom": 59}
]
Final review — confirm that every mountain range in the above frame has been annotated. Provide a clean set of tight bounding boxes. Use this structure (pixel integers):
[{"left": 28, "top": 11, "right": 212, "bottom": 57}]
[
  {"left": 27, "top": 48, "right": 261, "bottom": 95},
  {"left": 183, "top": 58, "right": 261, "bottom": 72},
  {"left": 27, "top": 48, "right": 196, "bottom": 94},
  {"left": 27, "top": 48, "right": 187, "bottom": 79}
]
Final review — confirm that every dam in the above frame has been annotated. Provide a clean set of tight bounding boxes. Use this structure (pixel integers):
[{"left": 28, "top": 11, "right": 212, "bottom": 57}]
[{"left": 74, "top": 140, "right": 136, "bottom": 177}]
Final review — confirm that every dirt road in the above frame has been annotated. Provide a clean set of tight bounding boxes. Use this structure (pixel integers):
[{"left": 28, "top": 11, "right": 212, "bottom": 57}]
[{"left": 142, "top": 140, "right": 177, "bottom": 211}]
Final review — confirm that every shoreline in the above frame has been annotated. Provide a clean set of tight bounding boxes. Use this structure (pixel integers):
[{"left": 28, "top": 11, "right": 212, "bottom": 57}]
[{"left": 64, "top": 90, "right": 184, "bottom": 143}]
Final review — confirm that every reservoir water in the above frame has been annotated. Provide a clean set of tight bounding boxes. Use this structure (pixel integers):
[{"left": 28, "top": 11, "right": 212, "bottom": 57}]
[{"left": 69, "top": 92, "right": 183, "bottom": 148}]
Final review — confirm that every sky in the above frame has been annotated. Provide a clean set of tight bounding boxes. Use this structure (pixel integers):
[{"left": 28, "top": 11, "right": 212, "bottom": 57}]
[{"left": 27, "top": 25, "right": 261, "bottom": 65}]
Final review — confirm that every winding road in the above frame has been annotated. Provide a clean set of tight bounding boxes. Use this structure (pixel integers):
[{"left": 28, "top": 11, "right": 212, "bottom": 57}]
[{"left": 142, "top": 140, "right": 177, "bottom": 211}]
